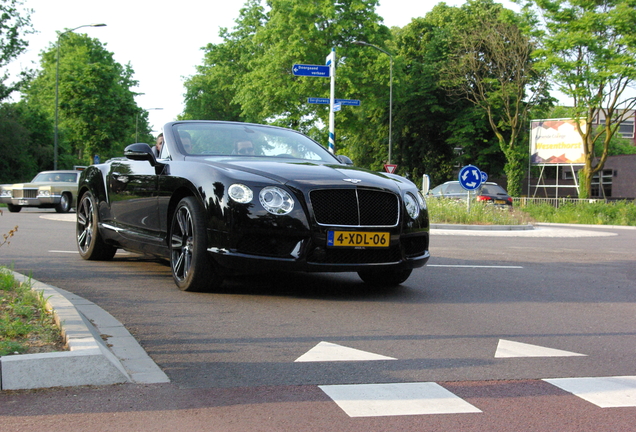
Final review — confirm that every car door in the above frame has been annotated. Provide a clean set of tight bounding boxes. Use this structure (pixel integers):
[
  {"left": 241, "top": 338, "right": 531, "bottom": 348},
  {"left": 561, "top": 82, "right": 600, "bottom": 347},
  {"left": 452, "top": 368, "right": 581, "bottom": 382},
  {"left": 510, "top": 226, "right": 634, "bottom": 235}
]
[{"left": 107, "top": 159, "right": 162, "bottom": 244}]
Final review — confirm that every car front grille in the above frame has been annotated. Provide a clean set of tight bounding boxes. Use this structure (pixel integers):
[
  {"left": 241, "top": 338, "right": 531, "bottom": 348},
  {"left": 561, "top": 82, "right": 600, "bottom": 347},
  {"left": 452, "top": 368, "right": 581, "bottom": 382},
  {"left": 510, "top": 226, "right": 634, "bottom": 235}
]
[
  {"left": 13, "top": 189, "right": 37, "bottom": 199},
  {"left": 309, "top": 188, "right": 399, "bottom": 227}
]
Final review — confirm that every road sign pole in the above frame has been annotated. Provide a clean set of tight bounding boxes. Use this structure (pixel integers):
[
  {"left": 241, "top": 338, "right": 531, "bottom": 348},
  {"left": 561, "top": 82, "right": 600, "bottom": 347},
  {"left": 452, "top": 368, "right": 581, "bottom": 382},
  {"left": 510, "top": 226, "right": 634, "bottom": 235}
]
[{"left": 328, "top": 48, "right": 336, "bottom": 154}]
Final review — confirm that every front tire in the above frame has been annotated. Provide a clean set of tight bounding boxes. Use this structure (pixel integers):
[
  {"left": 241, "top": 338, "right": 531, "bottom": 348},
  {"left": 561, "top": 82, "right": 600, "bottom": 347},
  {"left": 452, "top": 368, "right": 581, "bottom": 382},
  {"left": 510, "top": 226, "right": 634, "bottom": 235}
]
[
  {"left": 170, "top": 196, "right": 223, "bottom": 292},
  {"left": 76, "top": 191, "right": 117, "bottom": 260},
  {"left": 55, "top": 193, "right": 72, "bottom": 213},
  {"left": 7, "top": 204, "right": 21, "bottom": 213},
  {"left": 358, "top": 268, "right": 413, "bottom": 286}
]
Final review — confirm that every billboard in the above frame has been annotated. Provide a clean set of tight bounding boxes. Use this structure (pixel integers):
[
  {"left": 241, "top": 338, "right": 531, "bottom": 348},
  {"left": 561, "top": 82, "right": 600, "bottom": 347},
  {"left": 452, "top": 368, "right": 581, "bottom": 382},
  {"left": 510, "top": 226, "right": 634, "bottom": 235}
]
[{"left": 530, "top": 118, "right": 586, "bottom": 165}]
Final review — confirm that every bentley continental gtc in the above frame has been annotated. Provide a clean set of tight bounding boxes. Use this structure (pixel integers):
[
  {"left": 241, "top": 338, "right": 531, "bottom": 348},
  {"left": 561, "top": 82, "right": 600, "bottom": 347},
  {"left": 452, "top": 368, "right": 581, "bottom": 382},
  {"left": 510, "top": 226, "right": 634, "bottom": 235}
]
[{"left": 76, "top": 121, "right": 430, "bottom": 291}]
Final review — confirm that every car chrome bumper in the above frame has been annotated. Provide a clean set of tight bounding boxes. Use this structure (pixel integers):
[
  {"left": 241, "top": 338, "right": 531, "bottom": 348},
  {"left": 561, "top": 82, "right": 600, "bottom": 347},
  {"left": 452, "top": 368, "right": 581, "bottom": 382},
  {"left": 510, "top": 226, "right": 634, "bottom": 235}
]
[{"left": 0, "top": 196, "right": 61, "bottom": 206}]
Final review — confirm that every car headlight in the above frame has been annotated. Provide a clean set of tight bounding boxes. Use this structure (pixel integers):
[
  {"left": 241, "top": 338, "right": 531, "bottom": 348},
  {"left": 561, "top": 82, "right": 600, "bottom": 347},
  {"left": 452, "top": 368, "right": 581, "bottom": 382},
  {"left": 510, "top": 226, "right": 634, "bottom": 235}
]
[
  {"left": 0, "top": 190, "right": 11, "bottom": 198},
  {"left": 38, "top": 190, "right": 51, "bottom": 197},
  {"left": 404, "top": 192, "right": 420, "bottom": 219},
  {"left": 417, "top": 191, "right": 427, "bottom": 210},
  {"left": 259, "top": 186, "right": 294, "bottom": 215},
  {"left": 228, "top": 183, "right": 253, "bottom": 204}
]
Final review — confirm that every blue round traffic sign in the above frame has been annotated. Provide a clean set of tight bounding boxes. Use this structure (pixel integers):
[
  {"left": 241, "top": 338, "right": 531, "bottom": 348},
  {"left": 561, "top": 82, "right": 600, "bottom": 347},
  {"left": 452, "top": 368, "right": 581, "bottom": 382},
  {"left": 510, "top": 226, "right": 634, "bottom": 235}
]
[{"left": 458, "top": 165, "right": 483, "bottom": 191}]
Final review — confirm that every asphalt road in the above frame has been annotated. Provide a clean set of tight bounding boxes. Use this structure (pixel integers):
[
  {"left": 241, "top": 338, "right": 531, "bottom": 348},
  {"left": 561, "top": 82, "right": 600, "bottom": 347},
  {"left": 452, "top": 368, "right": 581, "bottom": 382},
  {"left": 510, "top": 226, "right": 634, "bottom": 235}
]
[{"left": 1, "top": 209, "right": 635, "bottom": 431}]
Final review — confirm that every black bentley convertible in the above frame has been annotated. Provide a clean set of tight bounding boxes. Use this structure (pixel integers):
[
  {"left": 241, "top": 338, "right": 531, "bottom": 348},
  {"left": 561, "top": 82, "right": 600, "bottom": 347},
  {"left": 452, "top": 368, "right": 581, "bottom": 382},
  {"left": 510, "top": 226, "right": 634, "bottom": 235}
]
[{"left": 76, "top": 121, "right": 430, "bottom": 291}]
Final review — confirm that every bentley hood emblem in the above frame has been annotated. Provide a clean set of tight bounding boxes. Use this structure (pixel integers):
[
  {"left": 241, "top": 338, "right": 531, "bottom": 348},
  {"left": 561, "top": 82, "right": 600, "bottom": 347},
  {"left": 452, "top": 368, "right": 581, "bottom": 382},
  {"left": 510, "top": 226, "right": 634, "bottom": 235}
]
[{"left": 342, "top": 178, "right": 362, "bottom": 184}]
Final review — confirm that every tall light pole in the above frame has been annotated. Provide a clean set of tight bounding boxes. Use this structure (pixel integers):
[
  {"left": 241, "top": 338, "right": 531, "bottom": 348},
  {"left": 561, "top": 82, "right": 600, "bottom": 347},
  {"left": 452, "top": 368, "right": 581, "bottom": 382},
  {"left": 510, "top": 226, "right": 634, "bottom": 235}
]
[
  {"left": 136, "top": 108, "right": 163, "bottom": 142},
  {"left": 54, "top": 23, "right": 106, "bottom": 170},
  {"left": 354, "top": 40, "right": 393, "bottom": 164}
]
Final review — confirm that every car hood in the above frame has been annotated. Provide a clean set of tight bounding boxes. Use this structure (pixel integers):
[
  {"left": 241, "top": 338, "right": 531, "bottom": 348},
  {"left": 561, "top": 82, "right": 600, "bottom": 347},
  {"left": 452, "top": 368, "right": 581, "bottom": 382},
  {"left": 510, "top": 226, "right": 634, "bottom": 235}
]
[{"left": 208, "top": 158, "right": 411, "bottom": 193}]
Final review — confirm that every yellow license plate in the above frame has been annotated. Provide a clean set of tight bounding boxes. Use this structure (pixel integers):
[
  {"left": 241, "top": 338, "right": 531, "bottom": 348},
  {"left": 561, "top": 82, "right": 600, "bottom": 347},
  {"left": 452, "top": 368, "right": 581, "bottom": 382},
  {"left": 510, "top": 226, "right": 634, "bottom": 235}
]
[{"left": 327, "top": 231, "right": 390, "bottom": 248}]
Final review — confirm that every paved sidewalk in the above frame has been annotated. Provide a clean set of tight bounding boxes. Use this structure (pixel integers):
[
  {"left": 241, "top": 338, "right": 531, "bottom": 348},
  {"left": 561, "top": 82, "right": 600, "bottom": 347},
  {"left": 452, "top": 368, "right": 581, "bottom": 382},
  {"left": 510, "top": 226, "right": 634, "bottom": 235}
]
[{"left": 0, "top": 272, "right": 169, "bottom": 390}]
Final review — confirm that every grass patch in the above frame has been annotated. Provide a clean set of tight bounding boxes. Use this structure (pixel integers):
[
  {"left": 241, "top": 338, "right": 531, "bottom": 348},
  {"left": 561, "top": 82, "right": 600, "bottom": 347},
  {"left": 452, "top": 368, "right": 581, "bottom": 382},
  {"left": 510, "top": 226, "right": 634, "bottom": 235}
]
[
  {"left": 517, "top": 200, "right": 636, "bottom": 226},
  {"left": 0, "top": 268, "right": 66, "bottom": 356},
  {"left": 427, "top": 198, "right": 533, "bottom": 225},
  {"left": 427, "top": 197, "right": 636, "bottom": 226}
]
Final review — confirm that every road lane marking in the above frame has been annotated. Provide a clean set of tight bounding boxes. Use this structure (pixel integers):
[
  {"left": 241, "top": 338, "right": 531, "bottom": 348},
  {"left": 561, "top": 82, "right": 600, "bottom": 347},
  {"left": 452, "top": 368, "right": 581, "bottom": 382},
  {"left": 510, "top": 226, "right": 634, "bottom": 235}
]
[
  {"left": 428, "top": 265, "right": 523, "bottom": 268},
  {"left": 295, "top": 342, "right": 396, "bottom": 362},
  {"left": 495, "top": 339, "right": 587, "bottom": 358}
]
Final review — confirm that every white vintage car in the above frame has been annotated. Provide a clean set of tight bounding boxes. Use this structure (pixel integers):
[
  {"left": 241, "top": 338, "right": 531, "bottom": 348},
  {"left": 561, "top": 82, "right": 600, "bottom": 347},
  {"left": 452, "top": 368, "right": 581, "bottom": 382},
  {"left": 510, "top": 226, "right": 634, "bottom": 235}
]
[{"left": 0, "top": 170, "right": 80, "bottom": 213}]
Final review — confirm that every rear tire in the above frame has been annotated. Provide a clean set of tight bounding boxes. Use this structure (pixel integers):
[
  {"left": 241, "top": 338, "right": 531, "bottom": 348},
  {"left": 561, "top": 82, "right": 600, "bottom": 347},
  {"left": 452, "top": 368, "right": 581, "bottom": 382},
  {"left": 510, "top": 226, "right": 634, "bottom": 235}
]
[
  {"left": 55, "top": 193, "right": 72, "bottom": 213},
  {"left": 170, "top": 196, "right": 223, "bottom": 292},
  {"left": 76, "top": 192, "right": 117, "bottom": 260},
  {"left": 357, "top": 268, "right": 413, "bottom": 286}
]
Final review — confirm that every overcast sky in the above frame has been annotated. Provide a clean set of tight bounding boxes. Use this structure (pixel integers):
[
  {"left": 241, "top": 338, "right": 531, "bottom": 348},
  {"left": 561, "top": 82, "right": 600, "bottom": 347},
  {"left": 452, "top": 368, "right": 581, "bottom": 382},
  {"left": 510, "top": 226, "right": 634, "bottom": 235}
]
[{"left": 9, "top": 0, "right": 519, "bottom": 136}]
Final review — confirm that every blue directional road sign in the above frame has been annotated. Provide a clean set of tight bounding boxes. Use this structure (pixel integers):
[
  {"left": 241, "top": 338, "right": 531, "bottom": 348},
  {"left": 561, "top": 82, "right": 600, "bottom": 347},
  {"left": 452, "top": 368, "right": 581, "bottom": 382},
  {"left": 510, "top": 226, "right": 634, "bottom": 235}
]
[
  {"left": 458, "top": 164, "right": 483, "bottom": 190},
  {"left": 307, "top": 98, "right": 361, "bottom": 106},
  {"left": 481, "top": 171, "right": 488, "bottom": 183},
  {"left": 292, "top": 64, "right": 330, "bottom": 77}
]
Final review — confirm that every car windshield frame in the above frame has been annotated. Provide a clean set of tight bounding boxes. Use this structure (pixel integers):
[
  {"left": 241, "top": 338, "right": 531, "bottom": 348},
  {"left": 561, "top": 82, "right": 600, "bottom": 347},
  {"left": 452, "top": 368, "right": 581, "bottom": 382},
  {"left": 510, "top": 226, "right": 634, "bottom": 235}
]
[
  {"left": 32, "top": 172, "right": 79, "bottom": 183},
  {"left": 170, "top": 122, "right": 340, "bottom": 163}
]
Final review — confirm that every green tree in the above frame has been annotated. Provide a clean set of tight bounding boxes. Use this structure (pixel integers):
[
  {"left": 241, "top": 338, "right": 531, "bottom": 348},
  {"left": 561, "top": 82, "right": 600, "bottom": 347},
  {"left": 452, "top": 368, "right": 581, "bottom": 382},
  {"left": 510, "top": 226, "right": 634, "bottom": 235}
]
[
  {"left": 439, "top": 0, "right": 551, "bottom": 197},
  {"left": 0, "top": 0, "right": 33, "bottom": 102},
  {"left": 183, "top": 0, "right": 390, "bottom": 145},
  {"left": 390, "top": 7, "right": 504, "bottom": 187},
  {"left": 22, "top": 33, "right": 147, "bottom": 167},
  {"left": 525, "top": 0, "right": 636, "bottom": 198},
  {"left": 182, "top": 0, "right": 266, "bottom": 122}
]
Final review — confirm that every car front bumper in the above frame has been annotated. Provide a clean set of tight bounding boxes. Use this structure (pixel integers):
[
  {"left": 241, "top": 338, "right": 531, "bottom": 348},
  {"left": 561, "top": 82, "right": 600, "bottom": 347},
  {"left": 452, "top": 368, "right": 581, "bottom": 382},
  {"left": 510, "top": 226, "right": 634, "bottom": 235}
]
[{"left": 0, "top": 196, "right": 62, "bottom": 207}]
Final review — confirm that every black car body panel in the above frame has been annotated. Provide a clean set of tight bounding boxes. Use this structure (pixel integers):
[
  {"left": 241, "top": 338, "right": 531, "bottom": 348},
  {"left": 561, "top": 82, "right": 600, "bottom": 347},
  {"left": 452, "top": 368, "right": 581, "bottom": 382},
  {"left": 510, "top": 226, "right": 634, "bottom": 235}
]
[{"left": 77, "top": 121, "right": 430, "bottom": 288}]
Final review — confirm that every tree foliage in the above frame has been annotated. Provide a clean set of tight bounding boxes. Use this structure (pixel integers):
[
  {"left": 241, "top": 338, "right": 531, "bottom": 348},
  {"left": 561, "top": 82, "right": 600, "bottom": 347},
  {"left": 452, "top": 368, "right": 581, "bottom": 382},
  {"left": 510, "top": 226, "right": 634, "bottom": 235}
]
[
  {"left": 439, "top": 0, "right": 551, "bottom": 196},
  {"left": 182, "top": 0, "right": 544, "bottom": 189},
  {"left": 0, "top": 0, "right": 33, "bottom": 102},
  {"left": 525, "top": 0, "right": 636, "bottom": 197},
  {"left": 21, "top": 33, "right": 147, "bottom": 167},
  {"left": 391, "top": 6, "right": 504, "bottom": 186},
  {"left": 183, "top": 0, "right": 391, "bottom": 144}
]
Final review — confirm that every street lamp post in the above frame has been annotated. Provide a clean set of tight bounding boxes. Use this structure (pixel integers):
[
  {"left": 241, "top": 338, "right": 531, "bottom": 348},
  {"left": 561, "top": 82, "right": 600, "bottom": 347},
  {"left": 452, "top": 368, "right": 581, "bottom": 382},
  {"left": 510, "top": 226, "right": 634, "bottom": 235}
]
[
  {"left": 54, "top": 23, "right": 106, "bottom": 170},
  {"left": 354, "top": 40, "right": 393, "bottom": 165},
  {"left": 136, "top": 108, "right": 163, "bottom": 142}
]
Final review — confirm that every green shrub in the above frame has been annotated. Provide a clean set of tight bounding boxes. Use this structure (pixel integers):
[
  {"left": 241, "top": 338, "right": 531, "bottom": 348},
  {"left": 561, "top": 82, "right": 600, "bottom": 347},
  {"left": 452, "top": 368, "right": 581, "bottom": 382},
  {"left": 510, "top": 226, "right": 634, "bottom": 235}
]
[
  {"left": 427, "top": 198, "right": 531, "bottom": 225},
  {"left": 0, "top": 268, "right": 65, "bottom": 356},
  {"left": 519, "top": 201, "right": 636, "bottom": 226}
]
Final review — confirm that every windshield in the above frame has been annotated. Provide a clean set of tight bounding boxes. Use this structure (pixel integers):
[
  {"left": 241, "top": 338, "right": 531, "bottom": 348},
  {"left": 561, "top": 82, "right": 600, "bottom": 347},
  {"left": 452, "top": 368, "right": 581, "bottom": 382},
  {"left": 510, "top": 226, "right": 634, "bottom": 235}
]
[
  {"left": 480, "top": 185, "right": 507, "bottom": 195},
  {"left": 171, "top": 123, "right": 338, "bottom": 162},
  {"left": 32, "top": 172, "right": 78, "bottom": 183}
]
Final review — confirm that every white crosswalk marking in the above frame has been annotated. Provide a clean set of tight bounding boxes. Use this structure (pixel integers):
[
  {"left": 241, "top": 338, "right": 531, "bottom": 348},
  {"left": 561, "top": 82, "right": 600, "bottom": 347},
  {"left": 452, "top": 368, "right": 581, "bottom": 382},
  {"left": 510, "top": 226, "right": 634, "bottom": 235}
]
[{"left": 319, "top": 382, "right": 482, "bottom": 417}]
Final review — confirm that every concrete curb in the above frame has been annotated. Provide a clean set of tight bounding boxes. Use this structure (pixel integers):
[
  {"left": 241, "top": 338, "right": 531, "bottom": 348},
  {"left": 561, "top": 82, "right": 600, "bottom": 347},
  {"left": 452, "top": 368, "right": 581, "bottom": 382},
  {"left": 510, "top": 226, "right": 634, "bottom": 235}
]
[
  {"left": 431, "top": 223, "right": 534, "bottom": 231},
  {"left": 0, "top": 272, "right": 169, "bottom": 390}
]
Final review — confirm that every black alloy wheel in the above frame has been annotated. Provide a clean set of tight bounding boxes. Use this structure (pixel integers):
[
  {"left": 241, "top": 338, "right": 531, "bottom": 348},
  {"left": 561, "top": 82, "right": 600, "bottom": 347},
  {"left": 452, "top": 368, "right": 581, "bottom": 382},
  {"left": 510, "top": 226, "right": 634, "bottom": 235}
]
[
  {"left": 76, "top": 191, "right": 117, "bottom": 260},
  {"left": 170, "top": 196, "right": 223, "bottom": 292}
]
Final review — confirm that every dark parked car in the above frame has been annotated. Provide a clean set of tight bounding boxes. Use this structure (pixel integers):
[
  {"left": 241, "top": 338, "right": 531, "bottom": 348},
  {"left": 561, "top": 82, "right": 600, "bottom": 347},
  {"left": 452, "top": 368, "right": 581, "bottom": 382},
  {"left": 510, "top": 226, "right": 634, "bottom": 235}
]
[
  {"left": 76, "top": 121, "right": 430, "bottom": 291},
  {"left": 428, "top": 181, "right": 513, "bottom": 207},
  {"left": 0, "top": 170, "right": 80, "bottom": 213}
]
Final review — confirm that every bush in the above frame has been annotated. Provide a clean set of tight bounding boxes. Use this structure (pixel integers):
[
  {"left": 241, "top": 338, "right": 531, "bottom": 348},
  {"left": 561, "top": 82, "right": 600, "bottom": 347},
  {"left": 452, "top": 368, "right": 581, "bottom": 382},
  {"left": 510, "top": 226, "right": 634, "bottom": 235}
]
[
  {"left": 519, "top": 201, "right": 636, "bottom": 226},
  {"left": 427, "top": 198, "right": 531, "bottom": 225}
]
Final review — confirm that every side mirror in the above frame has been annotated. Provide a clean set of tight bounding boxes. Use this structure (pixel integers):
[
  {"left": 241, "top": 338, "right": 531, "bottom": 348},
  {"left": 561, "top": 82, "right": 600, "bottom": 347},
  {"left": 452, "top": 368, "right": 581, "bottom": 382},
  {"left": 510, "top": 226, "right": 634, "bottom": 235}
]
[
  {"left": 125, "top": 143, "right": 156, "bottom": 164},
  {"left": 421, "top": 174, "right": 430, "bottom": 195},
  {"left": 337, "top": 155, "right": 354, "bottom": 165}
]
